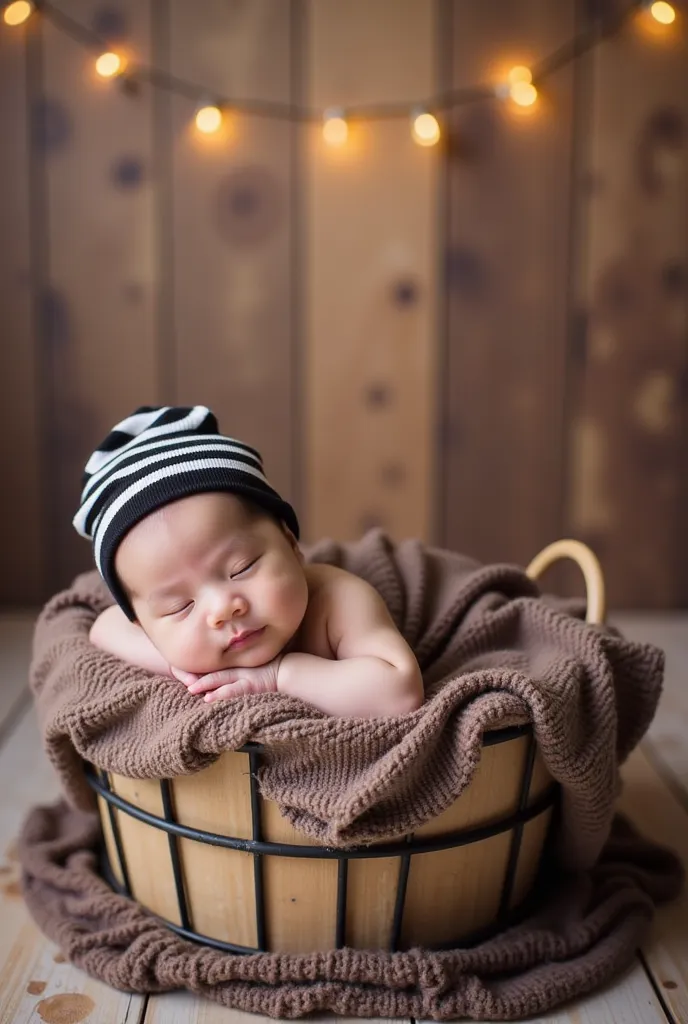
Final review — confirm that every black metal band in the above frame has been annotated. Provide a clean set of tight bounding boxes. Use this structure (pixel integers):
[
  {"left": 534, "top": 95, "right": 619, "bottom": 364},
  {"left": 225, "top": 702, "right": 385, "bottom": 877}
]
[
  {"left": 497, "top": 729, "right": 539, "bottom": 920},
  {"left": 390, "top": 840, "right": 412, "bottom": 952},
  {"left": 98, "top": 768, "right": 132, "bottom": 897},
  {"left": 87, "top": 765, "right": 556, "bottom": 858},
  {"left": 247, "top": 748, "right": 267, "bottom": 951},
  {"left": 159, "top": 778, "right": 191, "bottom": 931}
]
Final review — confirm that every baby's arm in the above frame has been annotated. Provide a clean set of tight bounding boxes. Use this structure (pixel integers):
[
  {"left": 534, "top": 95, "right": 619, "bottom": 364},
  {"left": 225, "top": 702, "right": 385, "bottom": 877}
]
[
  {"left": 277, "top": 572, "right": 423, "bottom": 717},
  {"left": 89, "top": 605, "right": 172, "bottom": 677}
]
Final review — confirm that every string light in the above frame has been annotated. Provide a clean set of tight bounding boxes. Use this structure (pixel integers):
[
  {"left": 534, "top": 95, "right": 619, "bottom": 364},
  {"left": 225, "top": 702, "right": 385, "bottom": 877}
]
[
  {"left": 411, "top": 111, "right": 441, "bottom": 147},
  {"left": 506, "top": 66, "right": 538, "bottom": 107},
  {"left": 95, "top": 52, "right": 125, "bottom": 78},
  {"left": 510, "top": 80, "right": 538, "bottom": 107},
  {"left": 648, "top": 1, "right": 676, "bottom": 23},
  {"left": 3, "top": 1, "right": 33, "bottom": 25},
  {"left": 508, "top": 65, "right": 533, "bottom": 86},
  {"left": 322, "top": 108, "right": 348, "bottom": 147},
  {"left": 195, "top": 104, "right": 223, "bottom": 134},
  {"left": 1, "top": 0, "right": 678, "bottom": 145}
]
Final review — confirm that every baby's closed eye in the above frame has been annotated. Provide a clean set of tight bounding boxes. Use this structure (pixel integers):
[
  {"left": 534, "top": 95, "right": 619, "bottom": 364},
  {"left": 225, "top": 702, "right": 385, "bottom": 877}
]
[
  {"left": 161, "top": 601, "right": 193, "bottom": 618},
  {"left": 229, "top": 555, "right": 261, "bottom": 579}
]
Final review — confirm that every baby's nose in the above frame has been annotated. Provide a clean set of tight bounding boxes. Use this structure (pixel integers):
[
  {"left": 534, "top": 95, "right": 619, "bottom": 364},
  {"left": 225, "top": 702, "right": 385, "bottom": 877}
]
[{"left": 207, "top": 590, "right": 247, "bottom": 628}]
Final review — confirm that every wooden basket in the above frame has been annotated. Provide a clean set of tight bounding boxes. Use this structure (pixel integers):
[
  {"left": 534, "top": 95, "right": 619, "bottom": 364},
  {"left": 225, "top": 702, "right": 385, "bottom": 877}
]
[{"left": 89, "top": 539, "right": 604, "bottom": 954}]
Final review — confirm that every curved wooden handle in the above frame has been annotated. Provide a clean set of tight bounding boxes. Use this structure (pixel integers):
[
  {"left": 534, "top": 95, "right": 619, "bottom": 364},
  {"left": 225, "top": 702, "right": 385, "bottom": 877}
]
[{"left": 525, "top": 539, "right": 606, "bottom": 625}]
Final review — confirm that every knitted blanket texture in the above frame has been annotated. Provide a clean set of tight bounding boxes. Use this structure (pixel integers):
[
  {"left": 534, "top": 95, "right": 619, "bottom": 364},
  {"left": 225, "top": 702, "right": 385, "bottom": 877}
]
[{"left": 19, "top": 530, "right": 683, "bottom": 1020}]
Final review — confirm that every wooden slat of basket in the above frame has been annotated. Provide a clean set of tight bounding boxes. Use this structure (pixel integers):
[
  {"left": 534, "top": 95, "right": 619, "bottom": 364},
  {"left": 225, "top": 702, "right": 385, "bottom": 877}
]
[
  {"left": 173, "top": 752, "right": 258, "bottom": 949},
  {"left": 260, "top": 797, "right": 339, "bottom": 953},
  {"left": 400, "top": 732, "right": 532, "bottom": 946},
  {"left": 109, "top": 775, "right": 183, "bottom": 927},
  {"left": 528, "top": 747, "right": 553, "bottom": 802},
  {"left": 403, "top": 832, "right": 513, "bottom": 948},
  {"left": 345, "top": 854, "right": 401, "bottom": 950}
]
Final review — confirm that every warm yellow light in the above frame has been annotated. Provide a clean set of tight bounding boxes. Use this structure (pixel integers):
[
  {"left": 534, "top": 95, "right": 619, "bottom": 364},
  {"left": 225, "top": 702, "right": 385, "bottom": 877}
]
[
  {"left": 195, "top": 105, "right": 223, "bottom": 134},
  {"left": 649, "top": 1, "right": 676, "bottom": 24},
  {"left": 3, "top": 1, "right": 32, "bottom": 26},
  {"left": 323, "top": 112, "right": 348, "bottom": 147},
  {"left": 510, "top": 81, "right": 538, "bottom": 107},
  {"left": 412, "top": 111, "right": 440, "bottom": 147},
  {"left": 508, "top": 65, "right": 533, "bottom": 86},
  {"left": 95, "top": 52, "right": 124, "bottom": 78}
]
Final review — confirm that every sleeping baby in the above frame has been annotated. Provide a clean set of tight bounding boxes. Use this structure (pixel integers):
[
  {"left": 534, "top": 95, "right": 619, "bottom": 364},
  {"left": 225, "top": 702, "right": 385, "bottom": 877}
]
[{"left": 73, "top": 405, "right": 423, "bottom": 719}]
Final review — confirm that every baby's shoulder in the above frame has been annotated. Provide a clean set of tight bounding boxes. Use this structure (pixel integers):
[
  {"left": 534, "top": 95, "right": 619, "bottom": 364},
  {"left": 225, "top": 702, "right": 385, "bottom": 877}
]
[
  {"left": 296, "top": 565, "right": 354, "bottom": 658},
  {"left": 303, "top": 565, "right": 383, "bottom": 632},
  {"left": 304, "top": 563, "right": 368, "bottom": 602}
]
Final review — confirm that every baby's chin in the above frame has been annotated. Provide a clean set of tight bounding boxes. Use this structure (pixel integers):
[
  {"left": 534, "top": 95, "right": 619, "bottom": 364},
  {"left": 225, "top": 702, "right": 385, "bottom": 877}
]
[
  {"left": 220, "top": 646, "right": 282, "bottom": 672},
  {"left": 175, "top": 645, "right": 283, "bottom": 676}
]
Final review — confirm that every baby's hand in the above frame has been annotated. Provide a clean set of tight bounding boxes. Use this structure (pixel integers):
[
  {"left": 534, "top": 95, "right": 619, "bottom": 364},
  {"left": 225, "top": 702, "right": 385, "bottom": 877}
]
[{"left": 172, "top": 658, "right": 281, "bottom": 702}]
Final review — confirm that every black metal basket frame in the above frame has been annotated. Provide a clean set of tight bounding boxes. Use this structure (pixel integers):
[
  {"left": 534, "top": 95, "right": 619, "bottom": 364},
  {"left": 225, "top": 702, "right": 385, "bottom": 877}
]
[{"left": 85, "top": 722, "right": 559, "bottom": 954}]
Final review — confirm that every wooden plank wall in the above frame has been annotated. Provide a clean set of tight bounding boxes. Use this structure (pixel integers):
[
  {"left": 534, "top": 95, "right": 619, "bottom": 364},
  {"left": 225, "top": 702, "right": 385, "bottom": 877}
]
[
  {"left": 0, "top": 0, "right": 686, "bottom": 609},
  {"left": 304, "top": 0, "right": 438, "bottom": 543},
  {"left": 167, "top": 0, "right": 297, "bottom": 503},
  {"left": 442, "top": 0, "right": 575, "bottom": 566},
  {"left": 38, "top": 0, "right": 160, "bottom": 588},
  {"left": 0, "top": 16, "right": 43, "bottom": 605},
  {"left": 567, "top": 0, "right": 688, "bottom": 608}
]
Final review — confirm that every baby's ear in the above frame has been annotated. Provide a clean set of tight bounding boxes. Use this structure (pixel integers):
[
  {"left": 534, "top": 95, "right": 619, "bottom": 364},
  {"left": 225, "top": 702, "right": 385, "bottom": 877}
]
[{"left": 281, "top": 522, "right": 303, "bottom": 560}]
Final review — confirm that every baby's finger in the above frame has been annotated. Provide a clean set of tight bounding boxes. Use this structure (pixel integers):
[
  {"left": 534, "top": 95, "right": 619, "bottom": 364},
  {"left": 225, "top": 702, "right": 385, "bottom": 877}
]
[
  {"left": 171, "top": 667, "right": 198, "bottom": 686},
  {"left": 203, "top": 680, "right": 248, "bottom": 702},
  {"left": 189, "top": 672, "right": 236, "bottom": 694}
]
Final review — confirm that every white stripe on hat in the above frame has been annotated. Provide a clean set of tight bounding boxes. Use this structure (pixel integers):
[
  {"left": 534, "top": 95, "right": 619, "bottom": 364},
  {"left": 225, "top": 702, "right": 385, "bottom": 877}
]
[
  {"left": 80, "top": 433, "right": 261, "bottom": 507},
  {"left": 83, "top": 406, "right": 207, "bottom": 476},
  {"left": 75, "top": 435, "right": 261, "bottom": 530},
  {"left": 74, "top": 441, "right": 264, "bottom": 538},
  {"left": 92, "top": 457, "right": 267, "bottom": 569}
]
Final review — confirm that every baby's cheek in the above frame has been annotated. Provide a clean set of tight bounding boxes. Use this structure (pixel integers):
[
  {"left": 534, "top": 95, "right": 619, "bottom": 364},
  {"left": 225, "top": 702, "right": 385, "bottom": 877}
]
[
  {"left": 167, "top": 629, "right": 225, "bottom": 675},
  {"left": 277, "top": 571, "right": 308, "bottom": 609},
  {"left": 149, "top": 624, "right": 193, "bottom": 671},
  {"left": 168, "top": 638, "right": 205, "bottom": 673},
  {"left": 269, "top": 578, "right": 309, "bottom": 641}
]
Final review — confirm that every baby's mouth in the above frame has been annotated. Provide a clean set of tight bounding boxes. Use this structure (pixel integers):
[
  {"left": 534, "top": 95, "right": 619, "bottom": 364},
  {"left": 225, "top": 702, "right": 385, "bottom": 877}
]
[{"left": 225, "top": 626, "right": 265, "bottom": 651}]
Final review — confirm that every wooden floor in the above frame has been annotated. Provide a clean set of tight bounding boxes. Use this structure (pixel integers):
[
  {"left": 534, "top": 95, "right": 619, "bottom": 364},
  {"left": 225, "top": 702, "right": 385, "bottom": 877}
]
[{"left": 0, "top": 612, "right": 686, "bottom": 1024}]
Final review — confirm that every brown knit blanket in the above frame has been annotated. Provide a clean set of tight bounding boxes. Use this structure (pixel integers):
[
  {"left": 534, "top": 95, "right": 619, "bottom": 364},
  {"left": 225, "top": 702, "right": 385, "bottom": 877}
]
[{"left": 20, "top": 530, "right": 683, "bottom": 1019}]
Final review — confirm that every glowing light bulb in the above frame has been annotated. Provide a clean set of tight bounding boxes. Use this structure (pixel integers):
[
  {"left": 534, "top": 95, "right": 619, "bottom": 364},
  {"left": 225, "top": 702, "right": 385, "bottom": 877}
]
[
  {"left": 95, "top": 52, "right": 124, "bottom": 78},
  {"left": 3, "top": 1, "right": 33, "bottom": 26},
  {"left": 412, "top": 111, "right": 440, "bottom": 147},
  {"left": 195, "top": 104, "right": 223, "bottom": 134},
  {"left": 649, "top": 1, "right": 676, "bottom": 23},
  {"left": 322, "top": 109, "right": 348, "bottom": 147},
  {"left": 508, "top": 65, "right": 533, "bottom": 86},
  {"left": 510, "top": 80, "right": 538, "bottom": 107}
]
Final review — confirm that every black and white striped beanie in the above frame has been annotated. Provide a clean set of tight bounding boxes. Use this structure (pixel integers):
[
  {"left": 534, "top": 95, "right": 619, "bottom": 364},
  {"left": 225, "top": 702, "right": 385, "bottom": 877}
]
[{"left": 73, "top": 405, "right": 299, "bottom": 619}]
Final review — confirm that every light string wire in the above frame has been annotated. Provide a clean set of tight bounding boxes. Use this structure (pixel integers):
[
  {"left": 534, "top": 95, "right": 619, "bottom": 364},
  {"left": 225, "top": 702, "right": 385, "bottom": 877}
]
[{"left": 8, "top": 0, "right": 663, "bottom": 122}]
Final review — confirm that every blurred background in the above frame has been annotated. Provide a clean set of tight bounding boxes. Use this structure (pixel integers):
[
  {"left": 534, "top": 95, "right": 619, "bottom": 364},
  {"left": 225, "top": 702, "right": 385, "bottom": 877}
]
[{"left": 0, "top": 0, "right": 686, "bottom": 611}]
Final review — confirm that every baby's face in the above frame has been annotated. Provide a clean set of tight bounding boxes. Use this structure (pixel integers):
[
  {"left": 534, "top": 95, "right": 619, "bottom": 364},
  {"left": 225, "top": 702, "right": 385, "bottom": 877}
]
[{"left": 114, "top": 492, "right": 309, "bottom": 675}]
